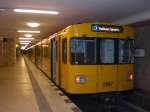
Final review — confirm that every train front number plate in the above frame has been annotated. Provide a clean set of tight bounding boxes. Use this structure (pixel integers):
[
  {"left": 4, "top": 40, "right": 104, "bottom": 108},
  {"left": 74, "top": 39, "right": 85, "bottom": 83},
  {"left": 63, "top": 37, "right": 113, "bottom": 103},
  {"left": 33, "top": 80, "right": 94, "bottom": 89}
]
[{"left": 102, "top": 81, "right": 113, "bottom": 87}]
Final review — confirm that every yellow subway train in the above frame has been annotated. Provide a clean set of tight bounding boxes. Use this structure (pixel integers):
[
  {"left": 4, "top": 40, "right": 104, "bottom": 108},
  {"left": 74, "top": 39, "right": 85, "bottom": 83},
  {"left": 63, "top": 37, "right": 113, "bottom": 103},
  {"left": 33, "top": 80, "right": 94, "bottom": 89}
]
[{"left": 27, "top": 23, "right": 134, "bottom": 94}]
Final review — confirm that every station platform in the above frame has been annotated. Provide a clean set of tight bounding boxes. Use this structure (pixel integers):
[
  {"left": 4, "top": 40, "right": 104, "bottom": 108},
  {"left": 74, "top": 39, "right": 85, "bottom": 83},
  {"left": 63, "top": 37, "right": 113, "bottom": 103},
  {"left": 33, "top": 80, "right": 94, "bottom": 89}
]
[{"left": 0, "top": 56, "right": 80, "bottom": 112}]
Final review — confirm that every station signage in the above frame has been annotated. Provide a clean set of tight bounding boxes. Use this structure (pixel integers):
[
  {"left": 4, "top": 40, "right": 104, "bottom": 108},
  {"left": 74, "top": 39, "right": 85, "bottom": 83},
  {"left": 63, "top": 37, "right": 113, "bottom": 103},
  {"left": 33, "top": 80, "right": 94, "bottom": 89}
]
[
  {"left": 91, "top": 24, "right": 123, "bottom": 33},
  {"left": 135, "top": 49, "right": 145, "bottom": 58}
]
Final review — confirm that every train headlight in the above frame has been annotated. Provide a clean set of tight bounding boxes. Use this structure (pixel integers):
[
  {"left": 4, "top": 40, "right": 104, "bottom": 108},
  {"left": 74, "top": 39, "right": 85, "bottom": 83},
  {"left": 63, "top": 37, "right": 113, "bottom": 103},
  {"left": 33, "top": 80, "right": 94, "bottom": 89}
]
[
  {"left": 75, "top": 75, "right": 86, "bottom": 84},
  {"left": 128, "top": 73, "right": 134, "bottom": 81}
]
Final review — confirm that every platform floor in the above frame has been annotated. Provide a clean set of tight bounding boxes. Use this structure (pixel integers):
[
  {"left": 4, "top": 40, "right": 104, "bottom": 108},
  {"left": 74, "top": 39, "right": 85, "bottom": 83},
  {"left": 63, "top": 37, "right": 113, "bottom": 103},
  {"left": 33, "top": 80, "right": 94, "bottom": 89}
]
[{"left": 0, "top": 56, "right": 79, "bottom": 112}]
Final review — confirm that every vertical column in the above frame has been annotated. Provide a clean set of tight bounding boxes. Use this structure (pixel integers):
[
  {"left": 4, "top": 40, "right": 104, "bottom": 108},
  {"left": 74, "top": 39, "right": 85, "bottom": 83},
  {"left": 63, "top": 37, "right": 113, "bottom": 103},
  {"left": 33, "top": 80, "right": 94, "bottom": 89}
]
[
  {"left": 0, "top": 37, "right": 16, "bottom": 66},
  {"left": 0, "top": 38, "right": 3, "bottom": 66}
]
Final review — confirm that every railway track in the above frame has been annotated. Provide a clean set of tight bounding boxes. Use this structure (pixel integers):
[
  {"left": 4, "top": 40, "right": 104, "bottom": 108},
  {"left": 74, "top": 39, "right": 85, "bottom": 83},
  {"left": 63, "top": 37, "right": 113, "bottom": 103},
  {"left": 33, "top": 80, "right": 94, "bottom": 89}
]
[{"left": 68, "top": 91, "right": 149, "bottom": 112}]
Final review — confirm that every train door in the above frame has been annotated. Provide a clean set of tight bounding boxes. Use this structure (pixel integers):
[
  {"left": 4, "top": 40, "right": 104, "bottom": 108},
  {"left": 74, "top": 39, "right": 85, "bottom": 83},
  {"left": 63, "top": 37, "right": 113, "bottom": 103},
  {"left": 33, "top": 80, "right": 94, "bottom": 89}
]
[
  {"left": 117, "top": 39, "right": 134, "bottom": 91},
  {"left": 97, "top": 38, "right": 117, "bottom": 92},
  {"left": 61, "top": 38, "right": 67, "bottom": 89},
  {"left": 51, "top": 39, "right": 56, "bottom": 81},
  {"left": 55, "top": 36, "right": 60, "bottom": 85},
  {"left": 40, "top": 45, "right": 43, "bottom": 69}
]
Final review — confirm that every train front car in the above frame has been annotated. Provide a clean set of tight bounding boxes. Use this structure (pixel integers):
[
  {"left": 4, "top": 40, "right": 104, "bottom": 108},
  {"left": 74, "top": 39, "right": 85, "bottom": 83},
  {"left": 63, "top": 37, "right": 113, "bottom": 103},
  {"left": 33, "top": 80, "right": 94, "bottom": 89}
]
[{"left": 63, "top": 23, "right": 134, "bottom": 94}]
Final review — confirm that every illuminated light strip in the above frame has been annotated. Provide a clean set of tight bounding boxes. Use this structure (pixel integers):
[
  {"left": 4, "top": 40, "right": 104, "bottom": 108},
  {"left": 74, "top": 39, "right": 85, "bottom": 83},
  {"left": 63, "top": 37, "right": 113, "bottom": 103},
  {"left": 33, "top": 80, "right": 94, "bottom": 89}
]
[
  {"left": 21, "top": 45, "right": 28, "bottom": 50},
  {"left": 20, "top": 42, "right": 30, "bottom": 43},
  {"left": 27, "top": 23, "right": 40, "bottom": 28},
  {"left": 20, "top": 40, "right": 31, "bottom": 42},
  {"left": 25, "top": 34, "right": 33, "bottom": 37},
  {"left": 21, "top": 46, "right": 26, "bottom": 50},
  {"left": 17, "top": 30, "right": 40, "bottom": 33},
  {"left": 20, "top": 43, "right": 30, "bottom": 45},
  {"left": 26, "top": 44, "right": 36, "bottom": 50},
  {"left": 19, "top": 38, "right": 34, "bottom": 40},
  {"left": 0, "top": 9, "right": 6, "bottom": 11},
  {"left": 20, "top": 42, "right": 30, "bottom": 44},
  {"left": 14, "top": 9, "right": 59, "bottom": 15}
]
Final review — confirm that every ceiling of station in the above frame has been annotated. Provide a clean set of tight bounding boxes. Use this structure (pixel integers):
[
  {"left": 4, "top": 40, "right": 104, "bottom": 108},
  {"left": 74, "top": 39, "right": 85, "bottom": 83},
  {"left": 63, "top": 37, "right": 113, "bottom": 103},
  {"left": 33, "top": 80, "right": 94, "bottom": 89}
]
[{"left": 0, "top": 0, "right": 150, "bottom": 45}]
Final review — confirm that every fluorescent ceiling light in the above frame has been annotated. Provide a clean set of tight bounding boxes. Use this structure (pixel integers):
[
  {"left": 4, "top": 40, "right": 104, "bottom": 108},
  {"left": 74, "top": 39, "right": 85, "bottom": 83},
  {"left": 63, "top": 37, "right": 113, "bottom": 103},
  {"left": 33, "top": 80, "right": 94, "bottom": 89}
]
[
  {"left": 19, "top": 37, "right": 34, "bottom": 40},
  {"left": 20, "top": 43, "right": 29, "bottom": 45},
  {"left": 25, "top": 34, "right": 33, "bottom": 37},
  {"left": 27, "top": 23, "right": 40, "bottom": 28},
  {"left": 0, "top": 9, "right": 6, "bottom": 11},
  {"left": 17, "top": 30, "right": 40, "bottom": 33},
  {"left": 21, "top": 46, "right": 26, "bottom": 50},
  {"left": 14, "top": 9, "right": 59, "bottom": 15},
  {"left": 21, "top": 45, "right": 28, "bottom": 50},
  {"left": 20, "top": 40, "right": 31, "bottom": 43}
]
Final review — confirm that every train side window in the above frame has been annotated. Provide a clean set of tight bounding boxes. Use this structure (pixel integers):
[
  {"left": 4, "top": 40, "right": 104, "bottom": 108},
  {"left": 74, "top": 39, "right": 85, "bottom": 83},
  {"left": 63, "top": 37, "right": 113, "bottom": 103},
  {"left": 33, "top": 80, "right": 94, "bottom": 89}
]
[
  {"left": 35, "top": 47, "right": 38, "bottom": 55},
  {"left": 41, "top": 46, "right": 43, "bottom": 57},
  {"left": 130, "top": 40, "right": 134, "bottom": 64},
  {"left": 100, "top": 39, "right": 115, "bottom": 64},
  {"left": 56, "top": 41, "right": 58, "bottom": 61},
  {"left": 37, "top": 46, "right": 40, "bottom": 56},
  {"left": 44, "top": 46, "right": 48, "bottom": 58},
  {"left": 62, "top": 38, "right": 67, "bottom": 64}
]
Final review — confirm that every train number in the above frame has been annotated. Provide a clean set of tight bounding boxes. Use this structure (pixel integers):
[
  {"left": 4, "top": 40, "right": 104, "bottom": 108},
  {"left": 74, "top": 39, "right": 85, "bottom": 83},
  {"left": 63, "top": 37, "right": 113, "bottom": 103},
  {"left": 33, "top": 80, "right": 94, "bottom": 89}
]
[{"left": 102, "top": 81, "right": 113, "bottom": 87}]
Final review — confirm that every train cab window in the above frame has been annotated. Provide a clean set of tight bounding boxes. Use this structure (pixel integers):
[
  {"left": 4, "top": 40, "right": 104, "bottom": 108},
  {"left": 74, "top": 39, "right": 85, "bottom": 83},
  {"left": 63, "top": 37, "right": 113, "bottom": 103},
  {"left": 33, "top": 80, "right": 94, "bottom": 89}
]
[
  {"left": 100, "top": 39, "right": 115, "bottom": 64},
  {"left": 130, "top": 40, "right": 134, "bottom": 63},
  {"left": 62, "top": 38, "right": 67, "bottom": 64},
  {"left": 119, "top": 39, "right": 134, "bottom": 64},
  {"left": 71, "top": 38, "right": 97, "bottom": 65}
]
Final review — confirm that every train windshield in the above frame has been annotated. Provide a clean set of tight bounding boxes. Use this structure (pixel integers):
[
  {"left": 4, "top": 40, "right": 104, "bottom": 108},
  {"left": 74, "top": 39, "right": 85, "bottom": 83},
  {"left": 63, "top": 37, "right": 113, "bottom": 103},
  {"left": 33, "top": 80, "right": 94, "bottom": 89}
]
[
  {"left": 70, "top": 38, "right": 134, "bottom": 65},
  {"left": 100, "top": 39, "right": 115, "bottom": 64},
  {"left": 119, "top": 39, "right": 134, "bottom": 64},
  {"left": 71, "top": 38, "right": 97, "bottom": 64}
]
